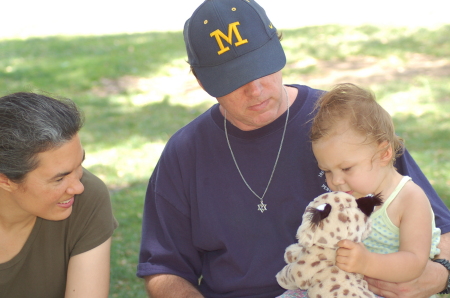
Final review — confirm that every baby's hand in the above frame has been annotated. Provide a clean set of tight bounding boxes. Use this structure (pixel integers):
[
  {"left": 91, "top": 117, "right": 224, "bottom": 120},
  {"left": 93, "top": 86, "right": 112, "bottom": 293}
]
[{"left": 335, "top": 239, "right": 369, "bottom": 275}]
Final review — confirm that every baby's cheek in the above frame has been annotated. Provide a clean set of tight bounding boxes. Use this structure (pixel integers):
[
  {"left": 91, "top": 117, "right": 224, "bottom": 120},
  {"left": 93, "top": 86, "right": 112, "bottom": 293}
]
[{"left": 326, "top": 181, "right": 337, "bottom": 191}]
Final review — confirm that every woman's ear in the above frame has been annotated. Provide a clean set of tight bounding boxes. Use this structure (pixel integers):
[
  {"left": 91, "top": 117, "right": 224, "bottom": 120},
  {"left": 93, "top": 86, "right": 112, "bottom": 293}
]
[{"left": 0, "top": 174, "right": 19, "bottom": 192}]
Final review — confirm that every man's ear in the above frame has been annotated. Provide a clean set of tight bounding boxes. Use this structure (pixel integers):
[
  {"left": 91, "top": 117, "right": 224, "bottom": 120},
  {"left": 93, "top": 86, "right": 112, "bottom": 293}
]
[
  {"left": 0, "top": 174, "right": 19, "bottom": 192},
  {"left": 197, "top": 78, "right": 204, "bottom": 90}
]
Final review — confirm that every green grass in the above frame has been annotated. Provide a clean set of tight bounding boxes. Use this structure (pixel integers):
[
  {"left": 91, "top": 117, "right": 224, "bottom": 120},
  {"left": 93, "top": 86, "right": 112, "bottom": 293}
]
[
  {"left": 1, "top": 24, "right": 449, "bottom": 297},
  {"left": 109, "top": 183, "right": 148, "bottom": 297}
]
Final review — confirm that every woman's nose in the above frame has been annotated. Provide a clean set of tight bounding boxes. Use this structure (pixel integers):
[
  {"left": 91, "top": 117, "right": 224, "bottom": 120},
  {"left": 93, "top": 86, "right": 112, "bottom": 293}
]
[{"left": 67, "top": 178, "right": 85, "bottom": 195}]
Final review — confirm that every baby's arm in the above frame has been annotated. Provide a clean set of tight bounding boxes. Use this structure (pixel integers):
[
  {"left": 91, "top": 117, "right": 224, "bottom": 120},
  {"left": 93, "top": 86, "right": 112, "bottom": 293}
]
[{"left": 336, "top": 183, "right": 433, "bottom": 282}]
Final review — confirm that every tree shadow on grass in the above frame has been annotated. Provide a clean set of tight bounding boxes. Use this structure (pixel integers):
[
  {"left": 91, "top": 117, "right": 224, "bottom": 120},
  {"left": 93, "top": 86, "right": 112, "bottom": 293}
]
[
  {"left": 79, "top": 95, "right": 213, "bottom": 149},
  {"left": 393, "top": 111, "right": 450, "bottom": 204},
  {"left": 108, "top": 181, "right": 148, "bottom": 298},
  {"left": 282, "top": 24, "right": 450, "bottom": 61},
  {"left": 2, "top": 24, "right": 450, "bottom": 96},
  {"left": 0, "top": 31, "right": 186, "bottom": 95},
  {"left": 394, "top": 112, "right": 450, "bottom": 151}
]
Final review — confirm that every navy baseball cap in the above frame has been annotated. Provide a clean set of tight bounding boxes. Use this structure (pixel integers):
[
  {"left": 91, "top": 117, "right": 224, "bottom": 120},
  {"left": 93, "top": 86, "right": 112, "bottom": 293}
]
[{"left": 183, "top": 0, "right": 286, "bottom": 97}]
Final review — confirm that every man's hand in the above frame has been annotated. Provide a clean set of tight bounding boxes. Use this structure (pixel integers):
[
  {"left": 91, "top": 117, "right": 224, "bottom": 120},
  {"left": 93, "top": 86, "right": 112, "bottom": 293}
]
[
  {"left": 364, "top": 265, "right": 443, "bottom": 298},
  {"left": 336, "top": 239, "right": 370, "bottom": 275},
  {"left": 145, "top": 274, "right": 204, "bottom": 298}
]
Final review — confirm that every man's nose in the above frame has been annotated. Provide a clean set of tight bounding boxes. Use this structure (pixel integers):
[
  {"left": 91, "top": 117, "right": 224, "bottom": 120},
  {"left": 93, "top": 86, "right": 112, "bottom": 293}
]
[{"left": 243, "top": 79, "right": 263, "bottom": 97}]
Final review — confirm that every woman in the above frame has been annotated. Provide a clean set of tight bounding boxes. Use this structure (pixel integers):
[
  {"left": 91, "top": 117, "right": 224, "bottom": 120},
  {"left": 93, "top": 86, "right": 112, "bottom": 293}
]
[{"left": 0, "top": 92, "right": 118, "bottom": 297}]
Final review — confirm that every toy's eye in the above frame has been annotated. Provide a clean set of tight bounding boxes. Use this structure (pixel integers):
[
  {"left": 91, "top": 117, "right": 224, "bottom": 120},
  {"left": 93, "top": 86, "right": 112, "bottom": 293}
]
[
  {"left": 316, "top": 204, "right": 327, "bottom": 211},
  {"left": 316, "top": 204, "right": 332, "bottom": 219},
  {"left": 308, "top": 203, "right": 332, "bottom": 227}
]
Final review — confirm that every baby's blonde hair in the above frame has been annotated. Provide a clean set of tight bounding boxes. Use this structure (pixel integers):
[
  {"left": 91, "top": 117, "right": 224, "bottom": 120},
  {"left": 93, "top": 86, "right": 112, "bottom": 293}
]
[{"left": 310, "top": 83, "right": 404, "bottom": 163}]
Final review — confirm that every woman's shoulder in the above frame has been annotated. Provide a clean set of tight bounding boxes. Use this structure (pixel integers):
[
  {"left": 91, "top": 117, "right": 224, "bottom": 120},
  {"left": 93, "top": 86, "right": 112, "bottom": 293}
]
[
  {"left": 79, "top": 168, "right": 109, "bottom": 198},
  {"left": 72, "top": 168, "right": 112, "bottom": 216},
  {"left": 69, "top": 168, "right": 117, "bottom": 254}
]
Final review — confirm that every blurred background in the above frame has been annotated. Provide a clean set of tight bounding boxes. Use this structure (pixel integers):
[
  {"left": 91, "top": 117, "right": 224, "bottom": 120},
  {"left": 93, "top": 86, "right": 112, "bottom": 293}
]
[
  {"left": 2, "top": 1, "right": 449, "bottom": 297},
  {"left": 2, "top": 0, "right": 449, "bottom": 37}
]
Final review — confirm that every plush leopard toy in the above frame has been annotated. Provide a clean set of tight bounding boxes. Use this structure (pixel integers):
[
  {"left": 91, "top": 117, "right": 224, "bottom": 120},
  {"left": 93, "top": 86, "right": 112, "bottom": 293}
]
[{"left": 276, "top": 191, "right": 382, "bottom": 298}]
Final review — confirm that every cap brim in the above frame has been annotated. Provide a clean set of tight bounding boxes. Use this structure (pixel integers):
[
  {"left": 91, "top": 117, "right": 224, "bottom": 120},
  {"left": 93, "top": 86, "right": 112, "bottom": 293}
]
[{"left": 194, "top": 36, "right": 286, "bottom": 98}]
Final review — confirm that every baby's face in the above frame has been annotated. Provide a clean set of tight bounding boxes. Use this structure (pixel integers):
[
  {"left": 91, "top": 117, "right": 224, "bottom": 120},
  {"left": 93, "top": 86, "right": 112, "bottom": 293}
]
[{"left": 312, "top": 125, "right": 384, "bottom": 199}]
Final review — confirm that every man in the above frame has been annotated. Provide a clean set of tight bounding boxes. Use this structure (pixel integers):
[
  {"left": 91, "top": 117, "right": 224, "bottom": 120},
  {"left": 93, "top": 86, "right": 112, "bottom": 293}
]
[{"left": 137, "top": 0, "right": 450, "bottom": 297}]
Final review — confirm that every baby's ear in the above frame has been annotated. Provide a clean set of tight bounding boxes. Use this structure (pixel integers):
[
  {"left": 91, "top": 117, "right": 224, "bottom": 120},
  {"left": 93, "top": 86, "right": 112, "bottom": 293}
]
[
  {"left": 378, "top": 141, "right": 393, "bottom": 165},
  {"left": 356, "top": 193, "right": 383, "bottom": 217}
]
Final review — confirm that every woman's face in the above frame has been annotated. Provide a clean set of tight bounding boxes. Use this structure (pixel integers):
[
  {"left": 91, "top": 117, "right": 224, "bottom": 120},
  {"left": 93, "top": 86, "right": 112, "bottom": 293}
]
[{"left": 10, "top": 134, "right": 85, "bottom": 221}]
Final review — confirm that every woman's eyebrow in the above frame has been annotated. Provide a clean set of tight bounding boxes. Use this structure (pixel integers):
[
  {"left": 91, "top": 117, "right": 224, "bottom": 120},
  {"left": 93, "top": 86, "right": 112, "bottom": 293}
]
[{"left": 48, "top": 150, "right": 85, "bottom": 181}]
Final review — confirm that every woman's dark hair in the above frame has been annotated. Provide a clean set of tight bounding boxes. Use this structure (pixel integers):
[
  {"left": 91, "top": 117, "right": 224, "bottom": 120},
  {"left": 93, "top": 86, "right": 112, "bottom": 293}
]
[{"left": 0, "top": 92, "right": 83, "bottom": 183}]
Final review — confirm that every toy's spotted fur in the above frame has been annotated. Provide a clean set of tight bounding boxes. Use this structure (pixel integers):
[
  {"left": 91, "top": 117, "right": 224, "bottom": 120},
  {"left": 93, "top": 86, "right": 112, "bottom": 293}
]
[{"left": 276, "top": 191, "right": 382, "bottom": 298}]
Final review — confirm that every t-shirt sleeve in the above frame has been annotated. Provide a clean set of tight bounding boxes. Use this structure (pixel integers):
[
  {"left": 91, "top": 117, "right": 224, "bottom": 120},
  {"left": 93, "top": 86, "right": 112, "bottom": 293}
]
[
  {"left": 137, "top": 157, "right": 202, "bottom": 286},
  {"left": 68, "top": 168, "right": 118, "bottom": 256},
  {"left": 396, "top": 149, "right": 450, "bottom": 234}
]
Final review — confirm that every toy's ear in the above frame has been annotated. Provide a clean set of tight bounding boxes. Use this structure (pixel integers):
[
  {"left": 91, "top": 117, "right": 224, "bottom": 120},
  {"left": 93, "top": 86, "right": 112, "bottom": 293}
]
[
  {"left": 307, "top": 203, "right": 332, "bottom": 228},
  {"left": 357, "top": 193, "right": 383, "bottom": 217}
]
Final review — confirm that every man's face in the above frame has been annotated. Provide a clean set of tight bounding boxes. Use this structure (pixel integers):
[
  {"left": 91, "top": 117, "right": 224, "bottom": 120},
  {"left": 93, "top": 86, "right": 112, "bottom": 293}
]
[{"left": 215, "top": 71, "right": 286, "bottom": 131}]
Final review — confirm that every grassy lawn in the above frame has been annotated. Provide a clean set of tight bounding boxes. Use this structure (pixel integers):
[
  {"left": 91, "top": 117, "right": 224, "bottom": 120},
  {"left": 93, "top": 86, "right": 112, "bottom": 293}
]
[{"left": 1, "top": 24, "right": 449, "bottom": 297}]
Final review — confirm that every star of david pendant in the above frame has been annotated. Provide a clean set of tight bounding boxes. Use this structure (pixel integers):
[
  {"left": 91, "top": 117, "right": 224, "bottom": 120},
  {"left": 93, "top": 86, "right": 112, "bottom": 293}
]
[{"left": 258, "top": 202, "right": 267, "bottom": 213}]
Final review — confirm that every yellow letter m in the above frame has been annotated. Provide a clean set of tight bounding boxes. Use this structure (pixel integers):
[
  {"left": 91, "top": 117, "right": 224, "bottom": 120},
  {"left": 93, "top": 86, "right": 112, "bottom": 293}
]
[{"left": 210, "top": 22, "right": 249, "bottom": 55}]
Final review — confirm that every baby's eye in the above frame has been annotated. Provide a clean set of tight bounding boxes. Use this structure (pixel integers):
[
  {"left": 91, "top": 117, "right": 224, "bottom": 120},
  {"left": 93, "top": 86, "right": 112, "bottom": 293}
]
[{"left": 342, "top": 167, "right": 351, "bottom": 172}]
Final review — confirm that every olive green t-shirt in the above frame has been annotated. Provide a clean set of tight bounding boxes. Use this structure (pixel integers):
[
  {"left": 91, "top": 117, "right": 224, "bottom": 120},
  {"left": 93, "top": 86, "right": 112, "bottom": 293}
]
[{"left": 0, "top": 169, "right": 118, "bottom": 298}]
